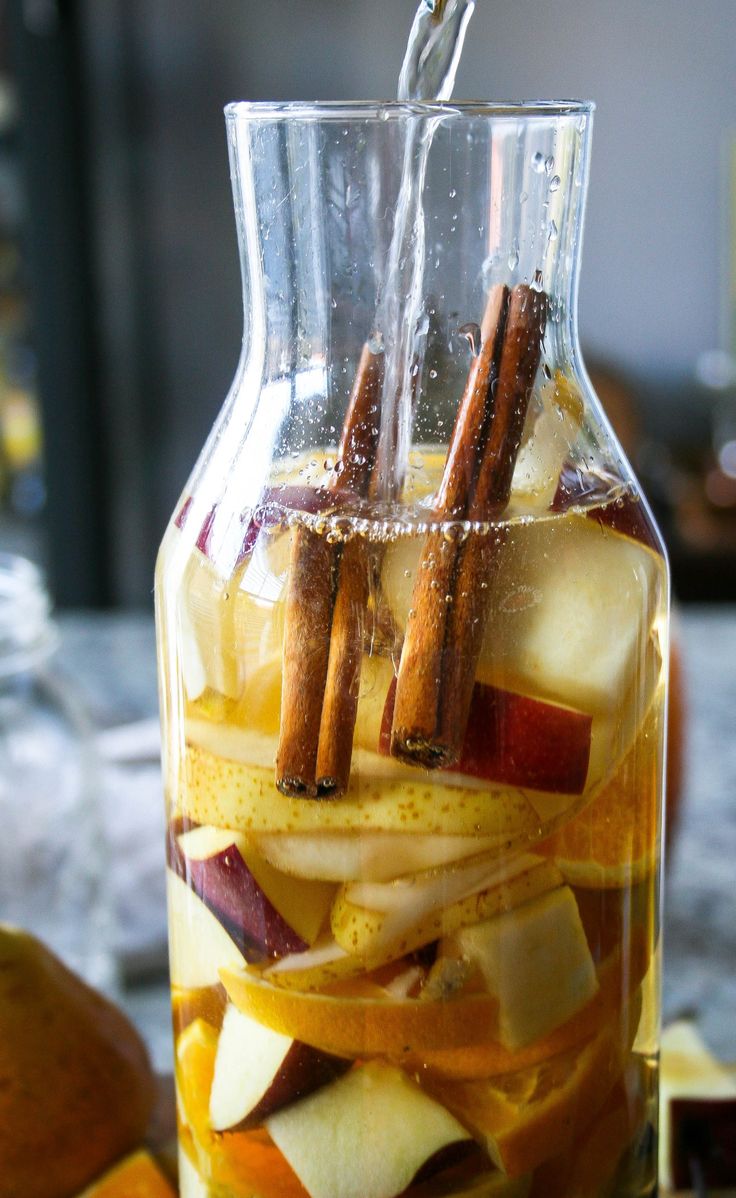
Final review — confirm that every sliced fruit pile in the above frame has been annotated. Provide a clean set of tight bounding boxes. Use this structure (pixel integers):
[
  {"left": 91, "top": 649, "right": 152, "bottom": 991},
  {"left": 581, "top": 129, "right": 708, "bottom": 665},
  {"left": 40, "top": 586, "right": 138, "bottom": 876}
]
[{"left": 165, "top": 501, "right": 666, "bottom": 1198}]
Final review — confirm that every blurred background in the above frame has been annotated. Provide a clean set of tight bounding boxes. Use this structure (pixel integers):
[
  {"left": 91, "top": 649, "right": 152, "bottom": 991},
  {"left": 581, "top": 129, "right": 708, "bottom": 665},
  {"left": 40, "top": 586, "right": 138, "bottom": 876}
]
[{"left": 0, "top": 0, "right": 735, "bottom": 607}]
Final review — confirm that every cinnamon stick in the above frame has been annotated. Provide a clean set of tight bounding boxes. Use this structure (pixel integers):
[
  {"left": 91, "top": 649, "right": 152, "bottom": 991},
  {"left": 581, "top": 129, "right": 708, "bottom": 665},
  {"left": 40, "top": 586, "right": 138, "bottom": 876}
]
[
  {"left": 390, "top": 283, "right": 547, "bottom": 768},
  {"left": 276, "top": 344, "right": 383, "bottom": 796}
]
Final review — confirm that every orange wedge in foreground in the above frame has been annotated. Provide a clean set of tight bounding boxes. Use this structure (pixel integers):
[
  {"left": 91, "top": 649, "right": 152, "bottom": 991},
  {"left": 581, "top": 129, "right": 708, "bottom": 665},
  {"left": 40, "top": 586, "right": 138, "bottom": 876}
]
[
  {"left": 429, "top": 1028, "right": 622, "bottom": 1178},
  {"left": 538, "top": 706, "right": 662, "bottom": 888},
  {"left": 405, "top": 929, "right": 648, "bottom": 1080},
  {"left": 75, "top": 1150, "right": 175, "bottom": 1198},
  {"left": 219, "top": 967, "right": 499, "bottom": 1060}
]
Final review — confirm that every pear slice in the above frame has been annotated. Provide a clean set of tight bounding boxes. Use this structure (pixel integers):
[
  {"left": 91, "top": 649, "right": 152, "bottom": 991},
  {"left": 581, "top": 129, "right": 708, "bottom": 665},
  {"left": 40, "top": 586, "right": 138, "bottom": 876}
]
[
  {"left": 330, "top": 854, "right": 562, "bottom": 962},
  {"left": 182, "top": 737, "right": 539, "bottom": 841},
  {"left": 209, "top": 1003, "right": 349, "bottom": 1132},
  {"left": 265, "top": 1061, "right": 471, "bottom": 1198},
  {"left": 448, "top": 886, "right": 598, "bottom": 1051},
  {"left": 251, "top": 829, "right": 501, "bottom": 883}
]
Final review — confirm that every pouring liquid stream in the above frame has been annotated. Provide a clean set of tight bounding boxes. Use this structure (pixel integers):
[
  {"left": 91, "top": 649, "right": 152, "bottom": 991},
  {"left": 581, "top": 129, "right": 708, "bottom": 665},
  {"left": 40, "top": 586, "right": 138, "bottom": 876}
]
[{"left": 372, "top": 0, "right": 477, "bottom": 500}]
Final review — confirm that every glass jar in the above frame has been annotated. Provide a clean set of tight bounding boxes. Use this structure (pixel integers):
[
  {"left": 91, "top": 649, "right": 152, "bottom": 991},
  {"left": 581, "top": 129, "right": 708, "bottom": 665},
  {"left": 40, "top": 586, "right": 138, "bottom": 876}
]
[
  {"left": 0, "top": 553, "right": 113, "bottom": 990},
  {"left": 156, "top": 101, "right": 668, "bottom": 1198}
]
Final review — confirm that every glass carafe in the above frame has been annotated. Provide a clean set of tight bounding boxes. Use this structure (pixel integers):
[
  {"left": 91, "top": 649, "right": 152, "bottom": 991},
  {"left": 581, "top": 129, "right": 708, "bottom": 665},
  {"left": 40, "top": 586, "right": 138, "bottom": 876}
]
[{"left": 156, "top": 102, "right": 668, "bottom": 1198}]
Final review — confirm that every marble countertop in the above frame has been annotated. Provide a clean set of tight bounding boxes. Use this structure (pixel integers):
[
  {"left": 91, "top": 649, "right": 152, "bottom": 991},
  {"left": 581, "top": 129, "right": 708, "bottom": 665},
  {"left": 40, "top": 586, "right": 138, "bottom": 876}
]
[{"left": 55, "top": 606, "right": 736, "bottom": 1072}]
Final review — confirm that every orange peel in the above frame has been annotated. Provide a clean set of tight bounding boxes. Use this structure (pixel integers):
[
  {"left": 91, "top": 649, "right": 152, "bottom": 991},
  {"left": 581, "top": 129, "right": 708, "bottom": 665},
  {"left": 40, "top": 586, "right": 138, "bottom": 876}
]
[{"left": 219, "top": 966, "right": 499, "bottom": 1060}]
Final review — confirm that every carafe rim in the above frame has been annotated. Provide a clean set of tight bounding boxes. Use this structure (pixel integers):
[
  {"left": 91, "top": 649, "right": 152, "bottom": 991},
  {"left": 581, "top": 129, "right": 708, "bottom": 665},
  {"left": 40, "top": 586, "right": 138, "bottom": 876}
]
[{"left": 224, "top": 99, "right": 595, "bottom": 123}]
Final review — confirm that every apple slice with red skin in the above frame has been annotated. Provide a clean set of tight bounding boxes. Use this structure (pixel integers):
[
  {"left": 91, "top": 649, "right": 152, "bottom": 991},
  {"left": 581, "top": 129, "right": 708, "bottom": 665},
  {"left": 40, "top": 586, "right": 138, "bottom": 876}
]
[
  {"left": 380, "top": 678, "right": 592, "bottom": 795},
  {"left": 552, "top": 462, "right": 663, "bottom": 553},
  {"left": 209, "top": 1003, "right": 350, "bottom": 1133},
  {"left": 169, "top": 826, "right": 308, "bottom": 963},
  {"left": 174, "top": 484, "right": 360, "bottom": 565},
  {"left": 265, "top": 1060, "right": 472, "bottom": 1198}
]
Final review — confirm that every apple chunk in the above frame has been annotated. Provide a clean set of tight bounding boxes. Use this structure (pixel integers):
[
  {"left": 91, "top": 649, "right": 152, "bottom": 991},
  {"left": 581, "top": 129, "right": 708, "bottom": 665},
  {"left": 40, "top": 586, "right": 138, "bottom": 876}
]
[
  {"left": 209, "top": 1003, "right": 349, "bottom": 1132},
  {"left": 382, "top": 511, "right": 662, "bottom": 717},
  {"left": 265, "top": 1061, "right": 471, "bottom": 1198},
  {"left": 175, "top": 823, "right": 334, "bottom": 947},
  {"left": 170, "top": 826, "right": 308, "bottom": 961},
  {"left": 381, "top": 679, "right": 592, "bottom": 795},
  {"left": 447, "top": 885, "right": 598, "bottom": 1050}
]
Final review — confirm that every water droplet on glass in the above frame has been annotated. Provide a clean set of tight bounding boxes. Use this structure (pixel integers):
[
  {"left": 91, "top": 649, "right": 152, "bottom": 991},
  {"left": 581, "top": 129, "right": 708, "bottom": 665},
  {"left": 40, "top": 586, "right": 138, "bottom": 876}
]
[
  {"left": 520, "top": 190, "right": 528, "bottom": 203},
  {"left": 458, "top": 321, "right": 482, "bottom": 357},
  {"left": 330, "top": 297, "right": 338, "bottom": 309},
  {"left": 507, "top": 239, "right": 520, "bottom": 270},
  {"left": 544, "top": 155, "right": 555, "bottom": 175},
  {"left": 547, "top": 219, "right": 558, "bottom": 241},
  {"left": 429, "top": 368, "right": 438, "bottom": 379},
  {"left": 532, "top": 151, "right": 545, "bottom": 173},
  {"left": 368, "top": 330, "right": 385, "bottom": 355},
  {"left": 549, "top": 175, "right": 561, "bottom": 193},
  {"left": 449, "top": 187, "right": 457, "bottom": 198}
]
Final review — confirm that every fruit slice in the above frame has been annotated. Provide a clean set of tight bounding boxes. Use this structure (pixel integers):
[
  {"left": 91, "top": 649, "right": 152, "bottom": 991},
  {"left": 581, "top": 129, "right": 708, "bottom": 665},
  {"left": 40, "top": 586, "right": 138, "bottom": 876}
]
[
  {"left": 382, "top": 511, "right": 662, "bottom": 718},
  {"left": 265, "top": 1061, "right": 471, "bottom": 1198},
  {"left": 75, "top": 1149, "right": 176, "bottom": 1198},
  {"left": 431, "top": 1029, "right": 621, "bottom": 1177},
  {"left": 380, "top": 680, "right": 592, "bottom": 796},
  {"left": 182, "top": 736, "right": 540, "bottom": 841},
  {"left": 176, "top": 1017, "right": 219, "bottom": 1147},
  {"left": 410, "top": 924, "right": 650, "bottom": 1081},
  {"left": 529, "top": 1056, "right": 650, "bottom": 1198},
  {"left": 538, "top": 702, "right": 662, "bottom": 888},
  {"left": 176, "top": 1020, "right": 310, "bottom": 1198},
  {"left": 178, "top": 527, "right": 289, "bottom": 705},
  {"left": 166, "top": 869, "right": 246, "bottom": 989},
  {"left": 509, "top": 372, "right": 583, "bottom": 514},
  {"left": 209, "top": 1003, "right": 349, "bottom": 1132},
  {"left": 449, "top": 887, "right": 598, "bottom": 1050},
  {"left": 176, "top": 824, "right": 334, "bottom": 946},
  {"left": 171, "top": 827, "right": 308, "bottom": 961},
  {"left": 251, "top": 829, "right": 504, "bottom": 883},
  {"left": 220, "top": 967, "right": 499, "bottom": 1060},
  {"left": 330, "top": 854, "right": 562, "bottom": 962}
]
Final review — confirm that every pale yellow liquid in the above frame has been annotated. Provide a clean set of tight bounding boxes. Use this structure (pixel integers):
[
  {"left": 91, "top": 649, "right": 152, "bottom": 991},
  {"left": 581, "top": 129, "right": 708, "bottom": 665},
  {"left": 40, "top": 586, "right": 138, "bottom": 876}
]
[{"left": 157, "top": 483, "right": 666, "bottom": 1198}]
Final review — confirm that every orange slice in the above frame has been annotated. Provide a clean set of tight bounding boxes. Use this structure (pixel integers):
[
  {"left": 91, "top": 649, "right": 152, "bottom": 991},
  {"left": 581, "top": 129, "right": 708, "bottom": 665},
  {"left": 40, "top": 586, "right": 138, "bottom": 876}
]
[
  {"left": 220, "top": 966, "right": 499, "bottom": 1060},
  {"left": 538, "top": 704, "right": 663, "bottom": 887},
  {"left": 207, "top": 1127, "right": 310, "bottom": 1198},
  {"left": 529, "top": 1056, "right": 649, "bottom": 1198},
  {"left": 406, "top": 930, "right": 647, "bottom": 1080},
  {"left": 175, "top": 1017, "right": 219, "bottom": 1146},
  {"left": 76, "top": 1150, "right": 175, "bottom": 1198},
  {"left": 429, "top": 1028, "right": 623, "bottom": 1178}
]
